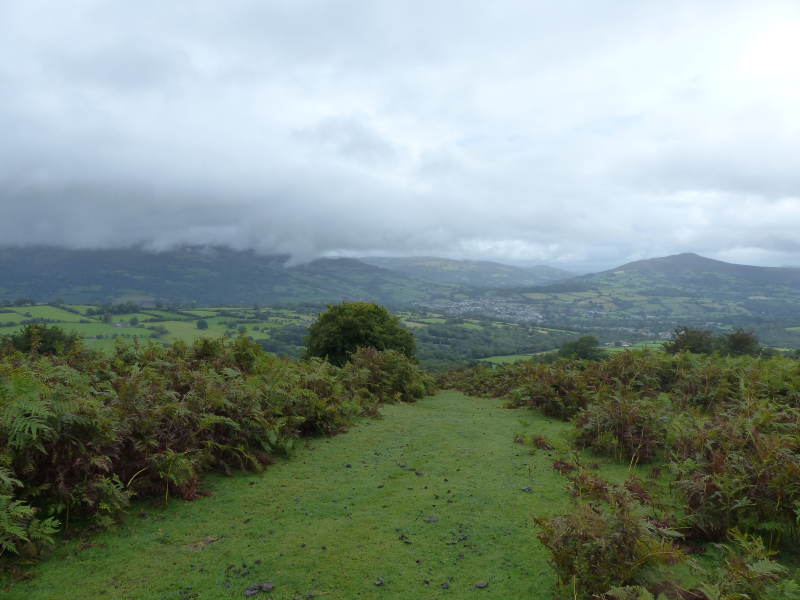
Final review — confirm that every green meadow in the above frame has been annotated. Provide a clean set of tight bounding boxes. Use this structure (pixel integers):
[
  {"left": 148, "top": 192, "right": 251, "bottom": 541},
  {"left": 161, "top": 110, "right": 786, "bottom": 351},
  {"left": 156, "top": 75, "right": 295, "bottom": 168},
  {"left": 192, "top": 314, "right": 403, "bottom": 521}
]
[{"left": 0, "top": 305, "right": 318, "bottom": 354}]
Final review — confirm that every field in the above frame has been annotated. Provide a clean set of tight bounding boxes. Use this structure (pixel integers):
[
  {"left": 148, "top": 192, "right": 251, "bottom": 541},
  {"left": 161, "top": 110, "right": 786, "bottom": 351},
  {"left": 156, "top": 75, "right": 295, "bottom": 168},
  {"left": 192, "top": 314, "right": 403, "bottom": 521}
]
[
  {"left": 0, "top": 305, "right": 576, "bottom": 367},
  {"left": 16, "top": 391, "right": 664, "bottom": 600},
  {"left": 0, "top": 305, "right": 318, "bottom": 355},
  {"left": 480, "top": 354, "right": 537, "bottom": 364},
  {"left": 604, "top": 340, "right": 665, "bottom": 353}
]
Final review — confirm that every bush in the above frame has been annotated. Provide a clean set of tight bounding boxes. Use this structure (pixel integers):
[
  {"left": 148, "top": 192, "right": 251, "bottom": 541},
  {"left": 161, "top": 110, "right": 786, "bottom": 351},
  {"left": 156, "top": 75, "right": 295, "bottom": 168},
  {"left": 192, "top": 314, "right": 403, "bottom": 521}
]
[
  {"left": 5, "top": 324, "right": 81, "bottom": 356},
  {"left": 534, "top": 487, "right": 688, "bottom": 599},
  {"left": 574, "top": 391, "right": 668, "bottom": 463},
  {"left": 196, "top": 319, "right": 208, "bottom": 330}
]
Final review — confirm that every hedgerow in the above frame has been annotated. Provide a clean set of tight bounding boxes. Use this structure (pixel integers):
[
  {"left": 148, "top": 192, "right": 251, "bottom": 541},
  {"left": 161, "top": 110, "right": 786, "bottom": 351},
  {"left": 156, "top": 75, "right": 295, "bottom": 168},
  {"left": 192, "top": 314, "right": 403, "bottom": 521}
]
[{"left": 0, "top": 326, "right": 434, "bottom": 556}]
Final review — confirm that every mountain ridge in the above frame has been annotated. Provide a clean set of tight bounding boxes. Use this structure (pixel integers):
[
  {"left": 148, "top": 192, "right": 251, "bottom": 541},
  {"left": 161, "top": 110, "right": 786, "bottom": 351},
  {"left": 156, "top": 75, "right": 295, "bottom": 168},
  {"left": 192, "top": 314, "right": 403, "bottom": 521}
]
[
  {"left": 0, "top": 246, "right": 461, "bottom": 305},
  {"left": 357, "top": 256, "right": 574, "bottom": 287},
  {"left": 594, "top": 252, "right": 800, "bottom": 289}
]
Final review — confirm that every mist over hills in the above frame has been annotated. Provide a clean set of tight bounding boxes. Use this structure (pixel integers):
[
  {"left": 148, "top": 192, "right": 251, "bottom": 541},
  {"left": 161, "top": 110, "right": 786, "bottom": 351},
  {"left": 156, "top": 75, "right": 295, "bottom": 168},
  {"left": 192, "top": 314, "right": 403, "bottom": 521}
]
[
  {"left": 3, "top": 248, "right": 800, "bottom": 327},
  {"left": 0, "top": 246, "right": 460, "bottom": 306},
  {"left": 357, "top": 256, "right": 574, "bottom": 287}
]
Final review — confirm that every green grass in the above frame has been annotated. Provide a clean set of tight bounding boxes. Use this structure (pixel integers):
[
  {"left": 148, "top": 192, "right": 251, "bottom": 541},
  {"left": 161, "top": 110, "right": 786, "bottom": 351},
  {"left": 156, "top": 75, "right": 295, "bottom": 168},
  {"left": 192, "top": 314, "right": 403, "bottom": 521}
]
[
  {"left": 0, "top": 306, "right": 83, "bottom": 320},
  {"left": 0, "top": 306, "right": 320, "bottom": 353},
  {"left": 481, "top": 354, "right": 536, "bottom": 364},
  {"left": 605, "top": 341, "right": 664, "bottom": 353},
  {"left": 18, "top": 391, "right": 662, "bottom": 599}
]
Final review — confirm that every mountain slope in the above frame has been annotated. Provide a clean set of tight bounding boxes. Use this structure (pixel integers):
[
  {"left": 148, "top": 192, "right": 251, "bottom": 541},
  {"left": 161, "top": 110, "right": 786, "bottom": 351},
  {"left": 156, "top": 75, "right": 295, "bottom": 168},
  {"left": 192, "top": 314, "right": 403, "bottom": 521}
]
[
  {"left": 606, "top": 253, "right": 800, "bottom": 288},
  {"left": 496, "top": 253, "right": 800, "bottom": 331},
  {"left": 357, "top": 256, "right": 574, "bottom": 287},
  {"left": 0, "top": 246, "right": 461, "bottom": 305}
]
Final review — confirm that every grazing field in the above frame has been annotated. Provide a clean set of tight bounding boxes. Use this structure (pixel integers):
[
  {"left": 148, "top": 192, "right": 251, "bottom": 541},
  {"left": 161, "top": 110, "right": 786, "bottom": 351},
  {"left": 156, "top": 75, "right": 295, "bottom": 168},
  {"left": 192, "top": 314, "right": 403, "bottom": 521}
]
[
  {"left": 15, "top": 392, "right": 657, "bottom": 600},
  {"left": 604, "top": 340, "right": 664, "bottom": 352},
  {"left": 480, "top": 354, "right": 536, "bottom": 364},
  {"left": 0, "top": 305, "right": 319, "bottom": 356}
]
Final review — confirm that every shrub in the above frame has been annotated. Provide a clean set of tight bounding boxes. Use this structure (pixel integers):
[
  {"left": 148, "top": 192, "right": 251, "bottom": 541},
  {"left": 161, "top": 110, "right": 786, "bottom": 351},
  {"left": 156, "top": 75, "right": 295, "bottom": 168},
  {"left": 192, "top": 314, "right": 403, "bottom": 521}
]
[
  {"left": 574, "top": 392, "right": 668, "bottom": 463},
  {"left": 6, "top": 324, "right": 80, "bottom": 356},
  {"left": 534, "top": 488, "right": 688, "bottom": 600}
]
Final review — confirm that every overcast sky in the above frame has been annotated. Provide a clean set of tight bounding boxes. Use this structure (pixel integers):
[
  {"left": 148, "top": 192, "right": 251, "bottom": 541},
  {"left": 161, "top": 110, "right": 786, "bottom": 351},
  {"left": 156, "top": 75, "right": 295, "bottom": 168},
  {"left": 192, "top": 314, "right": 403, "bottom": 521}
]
[{"left": 1, "top": 1, "right": 798, "bottom": 272}]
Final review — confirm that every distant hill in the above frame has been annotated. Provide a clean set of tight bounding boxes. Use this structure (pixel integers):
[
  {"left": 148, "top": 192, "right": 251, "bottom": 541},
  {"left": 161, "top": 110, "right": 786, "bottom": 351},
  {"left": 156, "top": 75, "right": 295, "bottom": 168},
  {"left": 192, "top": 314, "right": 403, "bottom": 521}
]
[
  {"left": 0, "top": 246, "right": 463, "bottom": 306},
  {"left": 499, "top": 253, "right": 800, "bottom": 334},
  {"left": 357, "top": 256, "right": 574, "bottom": 287},
  {"left": 603, "top": 253, "right": 800, "bottom": 288}
]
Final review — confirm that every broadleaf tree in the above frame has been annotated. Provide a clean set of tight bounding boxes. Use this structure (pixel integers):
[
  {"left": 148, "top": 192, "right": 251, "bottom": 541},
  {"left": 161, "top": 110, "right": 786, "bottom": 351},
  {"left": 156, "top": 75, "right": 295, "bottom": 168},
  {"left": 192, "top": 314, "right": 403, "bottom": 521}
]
[{"left": 302, "top": 301, "right": 416, "bottom": 367}]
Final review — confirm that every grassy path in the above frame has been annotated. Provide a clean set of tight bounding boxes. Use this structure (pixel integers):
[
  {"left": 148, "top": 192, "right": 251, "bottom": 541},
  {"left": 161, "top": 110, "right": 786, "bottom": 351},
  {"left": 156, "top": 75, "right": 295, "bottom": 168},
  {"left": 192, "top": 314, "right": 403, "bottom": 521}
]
[{"left": 15, "top": 391, "right": 635, "bottom": 599}]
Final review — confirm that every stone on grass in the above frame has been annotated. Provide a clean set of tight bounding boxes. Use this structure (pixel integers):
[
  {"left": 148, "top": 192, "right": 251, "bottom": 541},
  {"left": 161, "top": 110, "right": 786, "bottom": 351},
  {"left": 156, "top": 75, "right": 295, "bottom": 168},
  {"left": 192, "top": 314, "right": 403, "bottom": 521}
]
[{"left": 475, "top": 582, "right": 488, "bottom": 588}]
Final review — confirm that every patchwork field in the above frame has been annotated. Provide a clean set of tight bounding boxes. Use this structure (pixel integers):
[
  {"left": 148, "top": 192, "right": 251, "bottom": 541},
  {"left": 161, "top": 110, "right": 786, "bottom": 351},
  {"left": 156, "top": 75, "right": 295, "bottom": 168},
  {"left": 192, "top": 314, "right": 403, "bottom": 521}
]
[{"left": 0, "top": 305, "right": 317, "bottom": 355}]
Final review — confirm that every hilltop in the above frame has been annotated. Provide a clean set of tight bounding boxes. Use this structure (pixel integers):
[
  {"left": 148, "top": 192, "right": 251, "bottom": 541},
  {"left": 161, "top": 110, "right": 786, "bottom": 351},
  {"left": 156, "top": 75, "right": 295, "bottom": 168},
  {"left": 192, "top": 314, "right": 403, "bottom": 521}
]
[
  {"left": 603, "top": 252, "right": 800, "bottom": 289},
  {"left": 357, "top": 256, "right": 574, "bottom": 287}
]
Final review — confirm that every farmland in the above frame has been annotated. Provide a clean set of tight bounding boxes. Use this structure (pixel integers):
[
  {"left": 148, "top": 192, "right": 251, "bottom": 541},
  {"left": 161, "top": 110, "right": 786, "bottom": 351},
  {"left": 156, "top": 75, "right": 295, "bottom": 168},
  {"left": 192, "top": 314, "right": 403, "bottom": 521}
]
[
  {"left": 0, "top": 305, "right": 581, "bottom": 368},
  {"left": 0, "top": 304, "right": 317, "bottom": 358}
]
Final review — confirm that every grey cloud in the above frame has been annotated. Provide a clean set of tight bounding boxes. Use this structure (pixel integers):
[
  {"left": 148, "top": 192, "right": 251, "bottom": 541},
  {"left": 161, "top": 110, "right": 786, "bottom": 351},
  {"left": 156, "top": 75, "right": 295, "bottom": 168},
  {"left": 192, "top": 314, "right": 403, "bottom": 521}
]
[
  {"left": 0, "top": 0, "right": 799, "bottom": 273},
  {"left": 297, "top": 115, "right": 401, "bottom": 166}
]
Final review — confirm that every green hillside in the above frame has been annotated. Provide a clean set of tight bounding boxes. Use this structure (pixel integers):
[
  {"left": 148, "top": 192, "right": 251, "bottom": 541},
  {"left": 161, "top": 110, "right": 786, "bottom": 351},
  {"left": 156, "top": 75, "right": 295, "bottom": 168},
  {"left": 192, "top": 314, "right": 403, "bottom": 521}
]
[
  {"left": 0, "top": 247, "right": 461, "bottom": 306},
  {"left": 488, "top": 253, "right": 800, "bottom": 347},
  {"left": 357, "top": 256, "right": 574, "bottom": 287}
]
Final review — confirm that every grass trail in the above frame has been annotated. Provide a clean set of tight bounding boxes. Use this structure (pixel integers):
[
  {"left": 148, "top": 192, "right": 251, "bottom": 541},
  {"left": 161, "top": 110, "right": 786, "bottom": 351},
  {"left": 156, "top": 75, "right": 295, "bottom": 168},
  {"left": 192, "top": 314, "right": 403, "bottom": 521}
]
[{"left": 17, "top": 391, "right": 645, "bottom": 599}]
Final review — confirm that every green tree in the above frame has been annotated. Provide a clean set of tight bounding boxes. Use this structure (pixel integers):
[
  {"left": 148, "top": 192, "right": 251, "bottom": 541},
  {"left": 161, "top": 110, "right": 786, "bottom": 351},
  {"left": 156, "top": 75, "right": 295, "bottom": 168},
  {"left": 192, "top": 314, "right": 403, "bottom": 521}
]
[
  {"left": 196, "top": 319, "right": 208, "bottom": 330},
  {"left": 663, "top": 326, "right": 715, "bottom": 354},
  {"left": 129, "top": 317, "right": 138, "bottom": 326},
  {"left": 719, "top": 327, "right": 760, "bottom": 357},
  {"left": 302, "top": 301, "right": 416, "bottom": 367},
  {"left": 558, "top": 335, "right": 605, "bottom": 361},
  {"left": 102, "top": 312, "right": 113, "bottom": 324}
]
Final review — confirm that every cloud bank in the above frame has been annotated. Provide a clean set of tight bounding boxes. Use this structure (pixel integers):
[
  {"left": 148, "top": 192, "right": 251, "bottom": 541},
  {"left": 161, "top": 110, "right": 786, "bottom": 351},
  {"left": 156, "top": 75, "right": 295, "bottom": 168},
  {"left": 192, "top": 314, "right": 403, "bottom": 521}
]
[{"left": 0, "top": 0, "right": 798, "bottom": 272}]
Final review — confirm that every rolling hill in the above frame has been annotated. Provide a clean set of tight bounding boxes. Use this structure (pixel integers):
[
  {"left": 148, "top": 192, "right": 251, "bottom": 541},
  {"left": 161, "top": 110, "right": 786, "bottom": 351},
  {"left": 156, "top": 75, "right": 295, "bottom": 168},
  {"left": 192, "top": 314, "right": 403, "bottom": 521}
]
[
  {"left": 484, "top": 253, "right": 800, "bottom": 347},
  {"left": 357, "top": 256, "right": 574, "bottom": 287},
  {"left": 604, "top": 253, "right": 800, "bottom": 289},
  {"left": 0, "top": 246, "right": 463, "bottom": 306}
]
